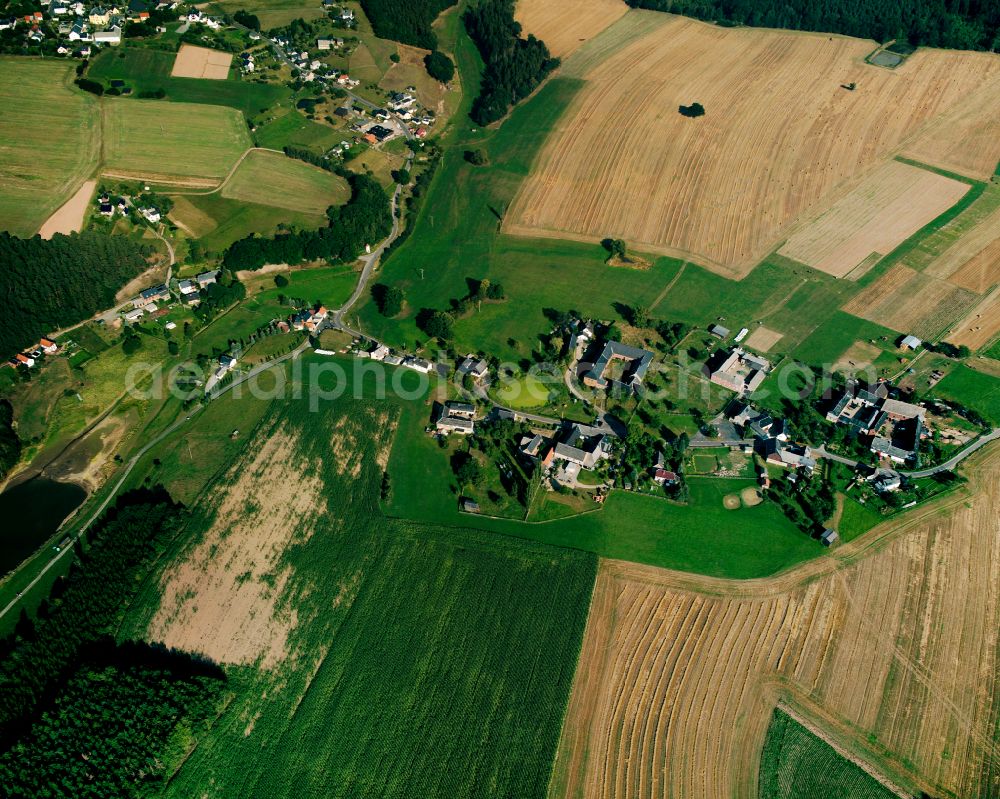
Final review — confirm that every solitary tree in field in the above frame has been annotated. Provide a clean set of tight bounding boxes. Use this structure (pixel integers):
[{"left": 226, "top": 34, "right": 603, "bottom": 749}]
[
  {"left": 678, "top": 102, "right": 705, "bottom": 118},
  {"left": 424, "top": 50, "right": 455, "bottom": 82},
  {"left": 601, "top": 238, "right": 627, "bottom": 260}
]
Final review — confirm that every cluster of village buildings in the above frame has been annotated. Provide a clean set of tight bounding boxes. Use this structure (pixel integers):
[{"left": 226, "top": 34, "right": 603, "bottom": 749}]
[
  {"left": 2, "top": 0, "right": 176, "bottom": 51},
  {"left": 122, "top": 270, "right": 217, "bottom": 323}
]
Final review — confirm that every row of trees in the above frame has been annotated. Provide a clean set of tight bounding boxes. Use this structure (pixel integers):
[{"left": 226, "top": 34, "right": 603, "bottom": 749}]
[
  {"left": 463, "top": 0, "right": 560, "bottom": 124},
  {"left": 0, "top": 231, "right": 149, "bottom": 360},
  {"left": 626, "top": 0, "right": 1000, "bottom": 52},
  {"left": 223, "top": 174, "right": 392, "bottom": 271},
  {"left": 0, "top": 400, "right": 20, "bottom": 480},
  {"left": 359, "top": 0, "right": 457, "bottom": 49}
]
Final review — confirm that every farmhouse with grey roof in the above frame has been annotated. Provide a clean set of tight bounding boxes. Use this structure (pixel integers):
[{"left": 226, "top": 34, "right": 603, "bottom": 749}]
[{"left": 582, "top": 341, "right": 654, "bottom": 392}]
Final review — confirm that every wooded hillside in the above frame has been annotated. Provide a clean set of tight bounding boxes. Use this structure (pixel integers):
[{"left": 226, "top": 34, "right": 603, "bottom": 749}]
[
  {"left": 359, "top": 0, "right": 457, "bottom": 49},
  {"left": 627, "top": 0, "right": 1000, "bottom": 51},
  {"left": 0, "top": 232, "right": 149, "bottom": 360}
]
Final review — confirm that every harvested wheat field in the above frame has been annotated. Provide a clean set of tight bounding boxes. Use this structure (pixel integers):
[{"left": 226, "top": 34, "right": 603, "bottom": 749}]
[
  {"left": 549, "top": 445, "right": 1000, "bottom": 799},
  {"left": 903, "top": 74, "right": 1000, "bottom": 181},
  {"left": 508, "top": 14, "right": 1000, "bottom": 277},
  {"left": 147, "top": 416, "right": 324, "bottom": 668},
  {"left": 947, "top": 285, "right": 1000, "bottom": 350},
  {"left": 170, "top": 44, "right": 233, "bottom": 79},
  {"left": 778, "top": 161, "right": 970, "bottom": 278},
  {"left": 515, "top": 0, "right": 628, "bottom": 58},
  {"left": 844, "top": 264, "right": 981, "bottom": 338}
]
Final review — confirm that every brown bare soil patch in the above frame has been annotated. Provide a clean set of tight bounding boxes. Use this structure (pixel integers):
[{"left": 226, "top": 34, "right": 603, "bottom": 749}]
[
  {"left": 832, "top": 340, "right": 884, "bottom": 373},
  {"left": 740, "top": 486, "right": 762, "bottom": 506},
  {"left": 147, "top": 418, "right": 324, "bottom": 669},
  {"left": 170, "top": 44, "right": 233, "bottom": 80},
  {"left": 778, "top": 161, "right": 969, "bottom": 278},
  {"left": 743, "top": 326, "right": 783, "bottom": 352},
  {"left": 508, "top": 15, "right": 1000, "bottom": 278},
  {"left": 550, "top": 445, "right": 1000, "bottom": 799},
  {"left": 946, "top": 285, "right": 1000, "bottom": 350},
  {"left": 606, "top": 252, "right": 651, "bottom": 270},
  {"left": 37, "top": 179, "right": 95, "bottom": 239},
  {"left": 515, "top": 0, "right": 628, "bottom": 58}
]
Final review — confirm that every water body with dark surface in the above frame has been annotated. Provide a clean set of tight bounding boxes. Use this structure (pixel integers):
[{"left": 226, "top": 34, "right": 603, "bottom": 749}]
[{"left": 0, "top": 477, "right": 87, "bottom": 574}]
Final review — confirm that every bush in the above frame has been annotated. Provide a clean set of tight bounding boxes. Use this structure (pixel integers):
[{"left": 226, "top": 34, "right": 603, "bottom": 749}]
[
  {"left": 74, "top": 78, "right": 104, "bottom": 96},
  {"left": 464, "top": 149, "right": 486, "bottom": 165},
  {"left": 417, "top": 308, "right": 454, "bottom": 340},
  {"left": 274, "top": 274, "right": 289, "bottom": 288},
  {"left": 372, "top": 283, "right": 404, "bottom": 316},
  {"left": 678, "top": 102, "right": 705, "bottom": 117},
  {"left": 424, "top": 49, "right": 455, "bottom": 82}
]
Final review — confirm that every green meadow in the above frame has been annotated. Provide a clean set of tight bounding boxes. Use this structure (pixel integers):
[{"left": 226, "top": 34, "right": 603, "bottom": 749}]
[{"left": 0, "top": 58, "right": 100, "bottom": 235}]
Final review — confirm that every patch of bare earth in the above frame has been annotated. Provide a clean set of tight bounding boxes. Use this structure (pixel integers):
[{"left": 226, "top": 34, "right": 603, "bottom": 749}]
[
  {"left": 147, "top": 420, "right": 324, "bottom": 669},
  {"left": 37, "top": 179, "right": 95, "bottom": 239},
  {"left": 550, "top": 445, "right": 1000, "bottom": 799}
]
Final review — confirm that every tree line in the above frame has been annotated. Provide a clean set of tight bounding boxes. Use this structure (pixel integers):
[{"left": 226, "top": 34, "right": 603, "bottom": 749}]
[
  {"left": 0, "top": 488, "right": 187, "bottom": 746},
  {"left": 464, "top": 0, "right": 560, "bottom": 125},
  {"left": 0, "top": 231, "right": 149, "bottom": 360},
  {"left": 223, "top": 174, "right": 392, "bottom": 271},
  {"left": 625, "top": 0, "right": 1000, "bottom": 52},
  {"left": 0, "top": 400, "right": 20, "bottom": 481},
  {"left": 359, "top": 0, "right": 457, "bottom": 49}
]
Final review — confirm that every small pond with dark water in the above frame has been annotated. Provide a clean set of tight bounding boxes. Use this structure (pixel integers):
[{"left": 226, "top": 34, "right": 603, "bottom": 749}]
[{"left": 0, "top": 477, "right": 87, "bottom": 574}]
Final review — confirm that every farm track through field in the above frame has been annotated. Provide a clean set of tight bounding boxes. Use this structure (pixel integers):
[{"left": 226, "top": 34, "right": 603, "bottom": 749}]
[{"left": 551, "top": 443, "right": 1000, "bottom": 799}]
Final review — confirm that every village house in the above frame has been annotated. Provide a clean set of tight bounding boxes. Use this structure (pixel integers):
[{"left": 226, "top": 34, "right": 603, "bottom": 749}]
[
  {"left": 706, "top": 348, "right": 771, "bottom": 395},
  {"left": 195, "top": 270, "right": 218, "bottom": 287},
  {"left": 39, "top": 338, "right": 58, "bottom": 354},
  {"left": 869, "top": 468, "right": 902, "bottom": 493},
  {"left": 708, "top": 323, "right": 730, "bottom": 339},
  {"left": 177, "top": 279, "right": 198, "bottom": 295},
  {"left": 403, "top": 356, "right": 433, "bottom": 374},
  {"left": 15, "top": 353, "right": 35, "bottom": 368},
  {"left": 900, "top": 334, "right": 922, "bottom": 351},
  {"left": 93, "top": 25, "right": 121, "bottom": 44},
  {"left": 583, "top": 340, "right": 654, "bottom": 392},
  {"left": 435, "top": 401, "right": 476, "bottom": 435},
  {"left": 552, "top": 423, "right": 611, "bottom": 470},
  {"left": 88, "top": 5, "right": 109, "bottom": 25},
  {"left": 820, "top": 528, "right": 839, "bottom": 546},
  {"left": 457, "top": 354, "right": 488, "bottom": 382},
  {"left": 871, "top": 415, "right": 924, "bottom": 464},
  {"left": 133, "top": 284, "right": 169, "bottom": 308},
  {"left": 140, "top": 206, "right": 160, "bottom": 223},
  {"left": 760, "top": 439, "right": 816, "bottom": 471},
  {"left": 123, "top": 308, "right": 144, "bottom": 323}
]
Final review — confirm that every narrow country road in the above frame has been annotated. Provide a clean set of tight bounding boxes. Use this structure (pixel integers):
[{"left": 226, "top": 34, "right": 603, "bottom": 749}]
[{"left": 901, "top": 427, "right": 1000, "bottom": 478}]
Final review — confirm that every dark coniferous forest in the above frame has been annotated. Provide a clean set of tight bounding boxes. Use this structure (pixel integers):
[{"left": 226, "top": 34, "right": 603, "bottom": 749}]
[
  {"left": 0, "top": 232, "right": 149, "bottom": 359},
  {"left": 464, "top": 0, "right": 559, "bottom": 125},
  {"left": 626, "top": 0, "right": 1000, "bottom": 51},
  {"left": 359, "top": 0, "right": 457, "bottom": 49}
]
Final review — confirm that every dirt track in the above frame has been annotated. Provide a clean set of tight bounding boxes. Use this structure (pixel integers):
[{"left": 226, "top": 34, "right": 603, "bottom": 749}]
[{"left": 550, "top": 444, "right": 1000, "bottom": 799}]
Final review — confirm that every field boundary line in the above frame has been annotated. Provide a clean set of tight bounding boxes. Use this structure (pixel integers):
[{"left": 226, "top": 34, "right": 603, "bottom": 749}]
[
  {"left": 647, "top": 261, "right": 687, "bottom": 311},
  {"left": 775, "top": 698, "right": 911, "bottom": 798}
]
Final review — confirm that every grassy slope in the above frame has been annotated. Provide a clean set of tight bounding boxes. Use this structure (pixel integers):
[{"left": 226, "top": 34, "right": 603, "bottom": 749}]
[
  {"left": 252, "top": 109, "right": 345, "bottom": 153},
  {"left": 931, "top": 364, "right": 1000, "bottom": 424},
  {"left": 221, "top": 149, "right": 350, "bottom": 214},
  {"left": 121, "top": 392, "right": 596, "bottom": 799},
  {"left": 758, "top": 710, "right": 897, "bottom": 799},
  {"left": 0, "top": 58, "right": 100, "bottom": 235}
]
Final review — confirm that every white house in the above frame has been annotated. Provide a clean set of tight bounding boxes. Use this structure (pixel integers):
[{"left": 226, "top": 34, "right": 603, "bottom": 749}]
[{"left": 93, "top": 25, "right": 121, "bottom": 44}]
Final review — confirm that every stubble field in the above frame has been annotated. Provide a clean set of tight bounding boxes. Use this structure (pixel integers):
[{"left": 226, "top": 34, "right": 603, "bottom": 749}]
[
  {"left": 507, "top": 14, "right": 1000, "bottom": 277},
  {"left": 778, "top": 161, "right": 970, "bottom": 278},
  {"left": 515, "top": 0, "right": 628, "bottom": 58},
  {"left": 549, "top": 445, "right": 1000, "bottom": 799}
]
